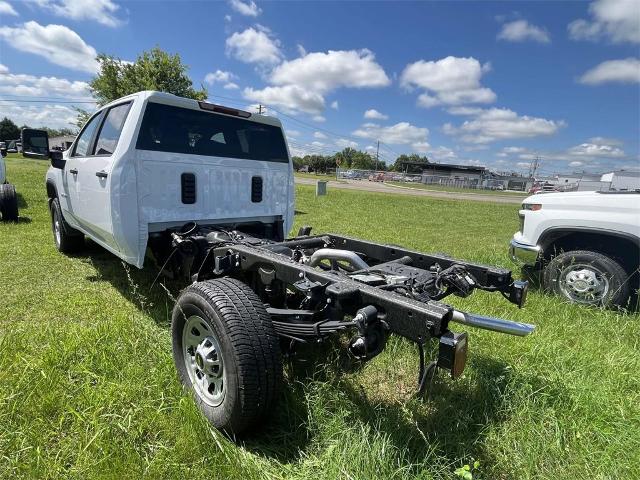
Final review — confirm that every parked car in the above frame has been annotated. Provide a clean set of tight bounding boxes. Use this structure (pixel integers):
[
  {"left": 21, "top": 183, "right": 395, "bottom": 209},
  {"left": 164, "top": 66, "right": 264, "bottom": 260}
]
[
  {"left": 24, "top": 90, "right": 533, "bottom": 436},
  {"left": 368, "top": 172, "right": 384, "bottom": 182},
  {"left": 510, "top": 191, "right": 639, "bottom": 307}
]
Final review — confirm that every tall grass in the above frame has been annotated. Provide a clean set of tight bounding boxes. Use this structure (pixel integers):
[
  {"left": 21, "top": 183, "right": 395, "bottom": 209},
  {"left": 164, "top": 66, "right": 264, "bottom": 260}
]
[{"left": 1, "top": 156, "right": 638, "bottom": 479}]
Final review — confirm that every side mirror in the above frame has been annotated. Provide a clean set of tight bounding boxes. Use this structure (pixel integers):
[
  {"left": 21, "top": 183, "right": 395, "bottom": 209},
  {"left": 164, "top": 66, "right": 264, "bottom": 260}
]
[
  {"left": 50, "top": 150, "right": 66, "bottom": 169},
  {"left": 21, "top": 128, "right": 51, "bottom": 159}
]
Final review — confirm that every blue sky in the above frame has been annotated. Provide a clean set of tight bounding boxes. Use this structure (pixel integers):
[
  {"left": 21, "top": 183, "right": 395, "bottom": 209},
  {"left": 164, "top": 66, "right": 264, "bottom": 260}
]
[{"left": 0, "top": 0, "right": 638, "bottom": 175}]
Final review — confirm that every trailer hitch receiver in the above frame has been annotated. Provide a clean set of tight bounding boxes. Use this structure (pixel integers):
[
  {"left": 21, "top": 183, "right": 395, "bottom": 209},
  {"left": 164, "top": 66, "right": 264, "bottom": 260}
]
[{"left": 437, "top": 331, "right": 468, "bottom": 379}]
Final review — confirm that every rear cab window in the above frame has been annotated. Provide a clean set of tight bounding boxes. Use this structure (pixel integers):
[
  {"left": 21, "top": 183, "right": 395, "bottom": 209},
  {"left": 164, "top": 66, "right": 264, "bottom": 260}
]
[{"left": 135, "top": 102, "right": 289, "bottom": 163}]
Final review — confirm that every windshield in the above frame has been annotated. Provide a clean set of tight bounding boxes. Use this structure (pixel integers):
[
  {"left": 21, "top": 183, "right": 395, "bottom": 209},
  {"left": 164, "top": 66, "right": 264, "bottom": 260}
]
[{"left": 136, "top": 102, "right": 289, "bottom": 163}]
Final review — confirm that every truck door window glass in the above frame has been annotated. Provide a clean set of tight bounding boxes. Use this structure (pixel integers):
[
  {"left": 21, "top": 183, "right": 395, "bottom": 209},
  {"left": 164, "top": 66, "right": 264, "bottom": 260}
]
[
  {"left": 94, "top": 103, "right": 132, "bottom": 156},
  {"left": 73, "top": 114, "right": 101, "bottom": 156},
  {"left": 136, "top": 102, "right": 289, "bottom": 163}
]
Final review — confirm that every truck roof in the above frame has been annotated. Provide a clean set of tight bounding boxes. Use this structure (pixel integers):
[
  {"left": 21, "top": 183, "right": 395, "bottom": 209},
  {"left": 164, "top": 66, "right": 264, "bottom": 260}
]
[{"left": 101, "top": 90, "right": 284, "bottom": 129}]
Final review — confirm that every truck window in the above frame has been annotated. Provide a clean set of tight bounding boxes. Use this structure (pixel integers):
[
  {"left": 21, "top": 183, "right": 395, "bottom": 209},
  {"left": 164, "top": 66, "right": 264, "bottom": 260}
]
[
  {"left": 136, "top": 102, "right": 289, "bottom": 163},
  {"left": 73, "top": 113, "right": 102, "bottom": 157},
  {"left": 94, "top": 102, "right": 132, "bottom": 156}
]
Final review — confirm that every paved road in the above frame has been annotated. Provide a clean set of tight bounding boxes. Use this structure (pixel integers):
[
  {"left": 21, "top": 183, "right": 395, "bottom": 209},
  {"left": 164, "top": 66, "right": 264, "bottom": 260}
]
[{"left": 295, "top": 177, "right": 526, "bottom": 204}]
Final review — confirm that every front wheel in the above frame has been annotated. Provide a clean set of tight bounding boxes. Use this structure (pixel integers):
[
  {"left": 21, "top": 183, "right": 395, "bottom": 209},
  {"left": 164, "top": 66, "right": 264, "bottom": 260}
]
[
  {"left": 543, "top": 250, "right": 630, "bottom": 307},
  {"left": 0, "top": 183, "right": 18, "bottom": 222},
  {"left": 171, "top": 278, "right": 282, "bottom": 435}
]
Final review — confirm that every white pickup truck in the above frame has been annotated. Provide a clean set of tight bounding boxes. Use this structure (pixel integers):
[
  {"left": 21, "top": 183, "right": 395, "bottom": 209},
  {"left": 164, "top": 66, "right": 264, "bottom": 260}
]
[
  {"left": 510, "top": 191, "right": 639, "bottom": 307},
  {"left": 21, "top": 90, "right": 534, "bottom": 436},
  {"left": 0, "top": 146, "right": 19, "bottom": 221}
]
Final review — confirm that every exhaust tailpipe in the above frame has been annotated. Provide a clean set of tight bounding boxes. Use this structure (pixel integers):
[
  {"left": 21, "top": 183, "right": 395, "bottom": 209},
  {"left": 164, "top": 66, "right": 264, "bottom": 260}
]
[{"left": 450, "top": 310, "right": 535, "bottom": 337}]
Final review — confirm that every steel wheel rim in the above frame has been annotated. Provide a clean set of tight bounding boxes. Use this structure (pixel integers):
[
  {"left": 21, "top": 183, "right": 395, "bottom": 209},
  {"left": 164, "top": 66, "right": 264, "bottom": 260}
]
[
  {"left": 182, "top": 315, "right": 226, "bottom": 407},
  {"left": 558, "top": 263, "right": 609, "bottom": 304},
  {"left": 53, "top": 212, "right": 61, "bottom": 246}
]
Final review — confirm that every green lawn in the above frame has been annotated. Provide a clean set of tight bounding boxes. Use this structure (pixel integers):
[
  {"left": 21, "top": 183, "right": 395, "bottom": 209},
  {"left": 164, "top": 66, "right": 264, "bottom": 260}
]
[{"left": 1, "top": 156, "right": 638, "bottom": 479}]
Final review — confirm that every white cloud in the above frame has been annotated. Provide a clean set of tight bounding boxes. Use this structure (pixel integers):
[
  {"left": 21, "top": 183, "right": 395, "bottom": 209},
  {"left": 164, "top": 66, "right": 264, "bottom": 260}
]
[
  {"left": 446, "top": 106, "right": 482, "bottom": 116},
  {"left": 205, "top": 70, "right": 236, "bottom": 84},
  {"left": 336, "top": 138, "right": 358, "bottom": 149},
  {"left": 0, "top": 22, "right": 98, "bottom": 73},
  {"left": 401, "top": 56, "right": 496, "bottom": 108},
  {"left": 568, "top": 142, "right": 625, "bottom": 157},
  {"left": 228, "top": 0, "right": 261, "bottom": 17},
  {"left": 330, "top": 100, "right": 339, "bottom": 110},
  {"left": 33, "top": 0, "right": 124, "bottom": 27},
  {"left": 313, "top": 131, "right": 327, "bottom": 139},
  {"left": 364, "top": 109, "right": 388, "bottom": 120},
  {"left": 579, "top": 58, "right": 640, "bottom": 85},
  {"left": 245, "top": 49, "right": 389, "bottom": 117},
  {"left": 226, "top": 26, "right": 283, "bottom": 65},
  {"left": 428, "top": 145, "right": 457, "bottom": 160},
  {"left": 444, "top": 108, "right": 565, "bottom": 144},
  {"left": 311, "top": 141, "right": 325, "bottom": 147},
  {"left": 0, "top": 63, "right": 8, "bottom": 74},
  {"left": 412, "top": 141, "right": 430, "bottom": 153},
  {"left": 497, "top": 20, "right": 551, "bottom": 43},
  {"left": 286, "top": 129, "right": 300, "bottom": 137},
  {"left": 0, "top": 70, "right": 92, "bottom": 99},
  {"left": 312, "top": 115, "right": 326, "bottom": 122},
  {"left": 353, "top": 121, "right": 429, "bottom": 145},
  {"left": 204, "top": 70, "right": 240, "bottom": 90},
  {"left": 270, "top": 49, "right": 390, "bottom": 93},
  {"left": 0, "top": 1, "right": 18, "bottom": 15},
  {"left": 569, "top": 161, "right": 584, "bottom": 167},
  {"left": 243, "top": 85, "right": 324, "bottom": 114},
  {"left": 588, "top": 136, "right": 623, "bottom": 146},
  {"left": 568, "top": 0, "right": 640, "bottom": 44},
  {"left": 224, "top": 14, "right": 232, "bottom": 22},
  {"left": 1, "top": 103, "right": 81, "bottom": 129}
]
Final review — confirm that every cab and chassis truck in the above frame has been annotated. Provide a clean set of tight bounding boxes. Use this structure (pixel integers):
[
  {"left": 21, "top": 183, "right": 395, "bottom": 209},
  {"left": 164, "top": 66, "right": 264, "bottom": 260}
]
[{"left": 22, "top": 91, "right": 534, "bottom": 435}]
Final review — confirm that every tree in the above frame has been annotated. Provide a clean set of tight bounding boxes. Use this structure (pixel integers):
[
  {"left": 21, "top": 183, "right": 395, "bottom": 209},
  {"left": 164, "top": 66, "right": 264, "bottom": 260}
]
[
  {"left": 392, "top": 153, "right": 429, "bottom": 173},
  {"left": 89, "top": 47, "right": 207, "bottom": 106},
  {"left": 0, "top": 117, "right": 20, "bottom": 141}
]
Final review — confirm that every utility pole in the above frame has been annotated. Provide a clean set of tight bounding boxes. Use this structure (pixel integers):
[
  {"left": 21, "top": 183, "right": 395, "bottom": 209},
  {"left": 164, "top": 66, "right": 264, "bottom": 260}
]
[
  {"left": 257, "top": 104, "right": 264, "bottom": 114},
  {"left": 375, "top": 140, "right": 379, "bottom": 171},
  {"left": 528, "top": 155, "right": 541, "bottom": 179}
]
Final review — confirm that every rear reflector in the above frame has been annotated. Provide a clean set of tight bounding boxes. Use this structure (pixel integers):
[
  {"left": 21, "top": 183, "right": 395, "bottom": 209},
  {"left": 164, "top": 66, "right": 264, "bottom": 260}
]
[
  {"left": 198, "top": 101, "right": 251, "bottom": 118},
  {"left": 437, "top": 331, "right": 468, "bottom": 379}
]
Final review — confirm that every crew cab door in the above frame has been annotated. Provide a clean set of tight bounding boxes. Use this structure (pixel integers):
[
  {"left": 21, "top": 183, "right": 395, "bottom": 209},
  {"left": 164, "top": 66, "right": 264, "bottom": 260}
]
[{"left": 66, "top": 102, "right": 132, "bottom": 250}]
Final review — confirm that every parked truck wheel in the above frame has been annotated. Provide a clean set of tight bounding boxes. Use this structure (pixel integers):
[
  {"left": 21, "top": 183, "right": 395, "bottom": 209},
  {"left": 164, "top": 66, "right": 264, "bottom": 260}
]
[
  {"left": 50, "top": 197, "right": 84, "bottom": 253},
  {"left": 171, "top": 278, "right": 282, "bottom": 435},
  {"left": 543, "top": 250, "right": 630, "bottom": 307},
  {"left": 0, "top": 183, "right": 19, "bottom": 222}
]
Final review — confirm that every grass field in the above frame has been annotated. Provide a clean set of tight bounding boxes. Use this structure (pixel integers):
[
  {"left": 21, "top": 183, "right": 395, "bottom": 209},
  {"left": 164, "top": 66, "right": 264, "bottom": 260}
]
[{"left": 1, "top": 156, "right": 639, "bottom": 479}]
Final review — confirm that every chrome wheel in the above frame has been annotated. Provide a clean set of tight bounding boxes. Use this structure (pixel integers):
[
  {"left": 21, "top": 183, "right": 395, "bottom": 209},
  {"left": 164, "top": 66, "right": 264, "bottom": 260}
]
[
  {"left": 558, "top": 264, "right": 609, "bottom": 304},
  {"left": 182, "top": 315, "right": 225, "bottom": 407}
]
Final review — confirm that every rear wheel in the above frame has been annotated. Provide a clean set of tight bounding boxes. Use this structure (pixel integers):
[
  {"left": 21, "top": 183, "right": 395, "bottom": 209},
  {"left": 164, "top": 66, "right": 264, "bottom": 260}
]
[
  {"left": 171, "top": 278, "right": 282, "bottom": 435},
  {"left": 0, "top": 183, "right": 18, "bottom": 221},
  {"left": 543, "top": 250, "right": 630, "bottom": 307},
  {"left": 50, "top": 197, "right": 84, "bottom": 253}
]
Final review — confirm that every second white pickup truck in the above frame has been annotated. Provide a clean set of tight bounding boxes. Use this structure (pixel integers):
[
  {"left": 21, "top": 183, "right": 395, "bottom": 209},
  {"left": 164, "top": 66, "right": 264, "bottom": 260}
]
[{"left": 510, "top": 191, "right": 639, "bottom": 307}]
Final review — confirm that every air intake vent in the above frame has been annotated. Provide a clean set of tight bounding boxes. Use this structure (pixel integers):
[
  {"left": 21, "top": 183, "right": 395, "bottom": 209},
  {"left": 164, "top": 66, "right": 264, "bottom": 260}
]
[
  {"left": 251, "top": 176, "right": 263, "bottom": 203},
  {"left": 181, "top": 173, "right": 196, "bottom": 204}
]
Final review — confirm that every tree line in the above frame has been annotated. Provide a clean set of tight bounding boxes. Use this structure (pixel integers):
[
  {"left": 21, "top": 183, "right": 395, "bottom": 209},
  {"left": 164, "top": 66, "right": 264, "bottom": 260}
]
[
  {"left": 293, "top": 150, "right": 431, "bottom": 173},
  {"left": 0, "top": 117, "right": 75, "bottom": 142}
]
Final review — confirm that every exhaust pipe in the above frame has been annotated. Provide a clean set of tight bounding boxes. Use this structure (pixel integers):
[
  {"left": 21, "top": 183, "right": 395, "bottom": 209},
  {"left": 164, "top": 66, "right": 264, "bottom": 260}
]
[
  {"left": 307, "top": 248, "right": 369, "bottom": 271},
  {"left": 450, "top": 310, "right": 535, "bottom": 337}
]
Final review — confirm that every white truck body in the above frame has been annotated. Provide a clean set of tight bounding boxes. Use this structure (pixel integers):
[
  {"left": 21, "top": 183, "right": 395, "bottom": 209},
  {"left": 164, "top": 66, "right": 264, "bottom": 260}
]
[
  {"left": 510, "top": 191, "right": 640, "bottom": 262},
  {"left": 46, "top": 91, "right": 295, "bottom": 268}
]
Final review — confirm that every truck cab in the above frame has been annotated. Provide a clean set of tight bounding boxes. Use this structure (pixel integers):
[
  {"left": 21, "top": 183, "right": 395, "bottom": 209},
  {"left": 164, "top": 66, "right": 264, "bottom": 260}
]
[{"left": 41, "top": 91, "right": 295, "bottom": 267}]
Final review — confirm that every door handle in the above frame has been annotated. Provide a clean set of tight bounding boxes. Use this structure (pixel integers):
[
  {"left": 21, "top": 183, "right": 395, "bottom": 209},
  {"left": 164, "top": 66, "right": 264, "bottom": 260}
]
[
  {"left": 69, "top": 168, "right": 78, "bottom": 175},
  {"left": 95, "top": 171, "right": 108, "bottom": 179}
]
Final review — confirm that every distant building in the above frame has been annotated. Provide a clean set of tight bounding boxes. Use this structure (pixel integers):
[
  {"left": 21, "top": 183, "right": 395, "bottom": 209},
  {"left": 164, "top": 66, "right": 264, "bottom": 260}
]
[
  {"left": 49, "top": 135, "right": 75, "bottom": 151},
  {"left": 420, "top": 163, "right": 487, "bottom": 188},
  {"left": 601, "top": 170, "right": 640, "bottom": 191}
]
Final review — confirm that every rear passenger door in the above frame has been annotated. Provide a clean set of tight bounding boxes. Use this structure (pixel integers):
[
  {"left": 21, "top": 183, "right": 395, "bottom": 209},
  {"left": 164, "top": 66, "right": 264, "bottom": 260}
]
[{"left": 71, "top": 102, "right": 132, "bottom": 250}]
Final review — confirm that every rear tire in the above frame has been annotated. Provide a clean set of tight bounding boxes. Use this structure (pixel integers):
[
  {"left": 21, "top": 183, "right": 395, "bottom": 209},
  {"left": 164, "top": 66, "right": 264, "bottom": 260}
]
[
  {"left": 543, "top": 249, "right": 630, "bottom": 307},
  {"left": 172, "top": 278, "right": 282, "bottom": 435},
  {"left": 50, "top": 197, "right": 84, "bottom": 253},
  {"left": 0, "top": 183, "right": 19, "bottom": 222}
]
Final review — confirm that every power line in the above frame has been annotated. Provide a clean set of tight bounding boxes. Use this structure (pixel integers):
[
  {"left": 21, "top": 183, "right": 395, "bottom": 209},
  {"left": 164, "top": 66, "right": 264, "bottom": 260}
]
[{"left": 0, "top": 98, "right": 97, "bottom": 104}]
